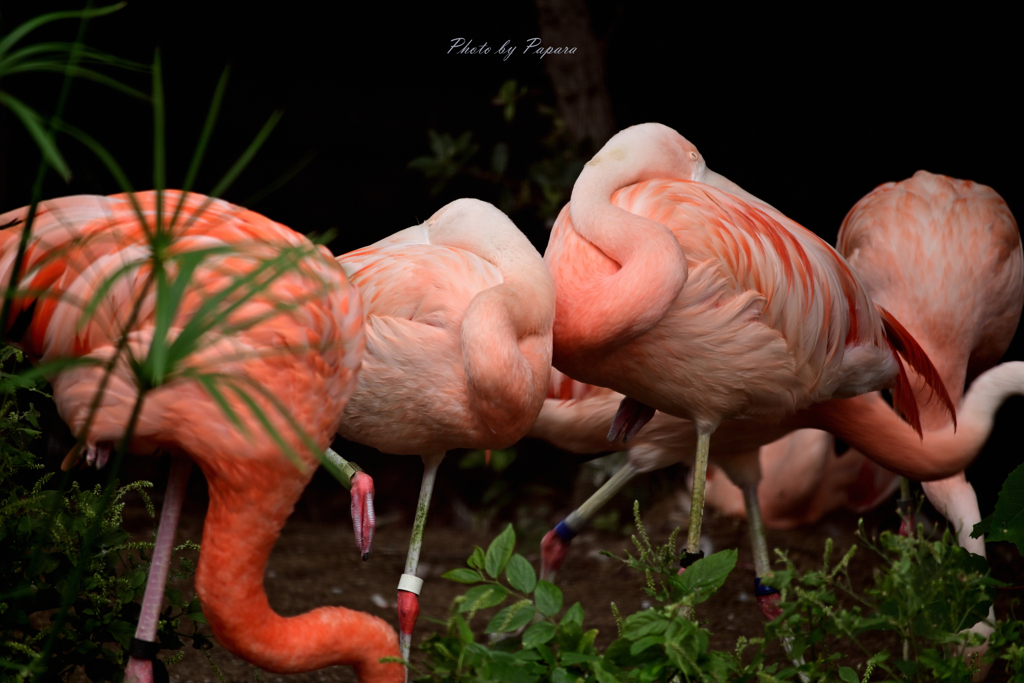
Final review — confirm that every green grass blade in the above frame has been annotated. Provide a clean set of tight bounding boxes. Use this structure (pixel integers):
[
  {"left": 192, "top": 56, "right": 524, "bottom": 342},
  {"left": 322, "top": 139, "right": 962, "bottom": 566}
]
[
  {"left": 161, "top": 246, "right": 307, "bottom": 369},
  {"left": 241, "top": 148, "right": 317, "bottom": 207},
  {"left": 181, "top": 66, "right": 229, "bottom": 195},
  {"left": 56, "top": 121, "right": 136, "bottom": 195},
  {"left": 187, "top": 370, "right": 249, "bottom": 435},
  {"left": 0, "top": 92, "right": 71, "bottom": 180},
  {"left": 8, "top": 355, "right": 106, "bottom": 388},
  {"left": 209, "top": 109, "right": 283, "bottom": 198},
  {"left": 145, "top": 250, "right": 205, "bottom": 387},
  {"left": 172, "top": 65, "right": 231, "bottom": 225},
  {"left": 0, "top": 3, "right": 124, "bottom": 58},
  {"left": 3, "top": 62, "right": 150, "bottom": 100},
  {"left": 152, "top": 50, "right": 165, "bottom": 240},
  {"left": 224, "top": 380, "right": 305, "bottom": 469}
]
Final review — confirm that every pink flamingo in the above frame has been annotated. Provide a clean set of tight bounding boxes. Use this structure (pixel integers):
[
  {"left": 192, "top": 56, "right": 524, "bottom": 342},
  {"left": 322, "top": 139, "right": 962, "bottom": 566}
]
[
  {"left": 541, "top": 123, "right": 954, "bottom": 617},
  {"left": 335, "top": 198, "right": 555, "bottom": 663},
  {"left": 0, "top": 192, "right": 402, "bottom": 683}
]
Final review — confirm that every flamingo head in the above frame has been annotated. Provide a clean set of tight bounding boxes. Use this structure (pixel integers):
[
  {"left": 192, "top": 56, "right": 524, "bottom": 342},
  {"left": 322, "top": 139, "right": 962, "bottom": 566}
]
[{"left": 350, "top": 471, "right": 376, "bottom": 560}]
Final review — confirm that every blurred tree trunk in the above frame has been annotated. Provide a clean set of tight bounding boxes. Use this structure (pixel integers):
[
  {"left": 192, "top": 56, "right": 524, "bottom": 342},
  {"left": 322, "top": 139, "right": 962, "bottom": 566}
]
[{"left": 535, "top": 0, "right": 616, "bottom": 148}]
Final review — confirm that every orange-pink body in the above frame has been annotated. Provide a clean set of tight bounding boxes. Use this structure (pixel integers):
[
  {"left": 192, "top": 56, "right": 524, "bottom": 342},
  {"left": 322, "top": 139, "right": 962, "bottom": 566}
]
[{"left": 0, "top": 192, "right": 401, "bottom": 682}]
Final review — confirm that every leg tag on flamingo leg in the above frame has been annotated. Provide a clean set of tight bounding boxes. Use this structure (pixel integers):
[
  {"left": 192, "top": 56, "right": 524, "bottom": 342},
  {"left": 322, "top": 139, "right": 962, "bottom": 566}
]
[
  {"left": 397, "top": 573, "right": 424, "bottom": 595},
  {"left": 753, "top": 577, "right": 779, "bottom": 597},
  {"left": 129, "top": 637, "right": 161, "bottom": 660}
]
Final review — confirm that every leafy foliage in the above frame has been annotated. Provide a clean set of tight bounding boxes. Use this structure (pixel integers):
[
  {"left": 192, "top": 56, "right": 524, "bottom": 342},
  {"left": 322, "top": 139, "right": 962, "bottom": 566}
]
[
  {"left": 415, "top": 503, "right": 1024, "bottom": 682},
  {"left": 407, "top": 79, "right": 590, "bottom": 228},
  {"left": 972, "top": 461, "right": 1024, "bottom": 554},
  {"left": 0, "top": 345, "right": 210, "bottom": 682}
]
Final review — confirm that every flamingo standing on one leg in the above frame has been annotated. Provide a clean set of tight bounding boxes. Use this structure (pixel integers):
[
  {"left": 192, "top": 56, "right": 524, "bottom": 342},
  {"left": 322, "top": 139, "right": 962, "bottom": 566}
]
[
  {"left": 541, "top": 123, "right": 954, "bottom": 617},
  {"left": 0, "top": 191, "right": 402, "bottom": 683},
  {"left": 334, "top": 198, "right": 554, "bottom": 664}
]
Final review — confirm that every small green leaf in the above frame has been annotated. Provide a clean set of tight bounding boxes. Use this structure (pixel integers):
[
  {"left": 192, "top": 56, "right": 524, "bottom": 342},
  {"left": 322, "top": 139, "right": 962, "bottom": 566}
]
[
  {"left": 560, "top": 601, "right": 583, "bottom": 627},
  {"left": 838, "top": 666, "right": 859, "bottom": 683},
  {"left": 629, "top": 634, "right": 665, "bottom": 655},
  {"left": 559, "top": 652, "right": 599, "bottom": 665},
  {"left": 452, "top": 614, "right": 474, "bottom": 645},
  {"left": 166, "top": 588, "right": 183, "bottom": 608},
  {"left": 676, "top": 549, "right": 737, "bottom": 604},
  {"left": 467, "top": 546, "right": 486, "bottom": 570},
  {"left": 505, "top": 554, "right": 537, "bottom": 594},
  {"left": 534, "top": 580, "right": 563, "bottom": 616},
  {"left": 522, "top": 621, "right": 556, "bottom": 649},
  {"left": 484, "top": 600, "right": 535, "bottom": 633},
  {"left": 979, "top": 461, "right": 1024, "bottom": 553},
  {"left": 458, "top": 585, "right": 508, "bottom": 613},
  {"left": 442, "top": 568, "right": 483, "bottom": 584},
  {"left": 485, "top": 524, "right": 516, "bottom": 578},
  {"left": 550, "top": 668, "right": 575, "bottom": 683}
]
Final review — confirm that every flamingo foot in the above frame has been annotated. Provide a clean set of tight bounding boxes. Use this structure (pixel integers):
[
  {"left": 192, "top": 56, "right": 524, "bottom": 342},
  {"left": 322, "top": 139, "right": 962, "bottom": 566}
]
[
  {"left": 757, "top": 592, "right": 783, "bottom": 621},
  {"left": 350, "top": 471, "right": 376, "bottom": 560},
  {"left": 62, "top": 441, "right": 113, "bottom": 471},
  {"left": 540, "top": 528, "right": 572, "bottom": 580},
  {"left": 397, "top": 588, "right": 420, "bottom": 662},
  {"left": 607, "top": 397, "right": 655, "bottom": 443},
  {"left": 123, "top": 657, "right": 153, "bottom": 683}
]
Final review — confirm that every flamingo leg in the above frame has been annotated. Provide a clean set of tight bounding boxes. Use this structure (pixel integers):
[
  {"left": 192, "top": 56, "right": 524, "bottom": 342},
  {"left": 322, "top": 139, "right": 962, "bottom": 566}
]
[
  {"left": 397, "top": 452, "right": 444, "bottom": 668},
  {"left": 741, "top": 483, "right": 783, "bottom": 620},
  {"left": 124, "top": 456, "right": 192, "bottom": 683},
  {"left": 540, "top": 461, "right": 640, "bottom": 579},
  {"left": 683, "top": 430, "right": 711, "bottom": 560}
]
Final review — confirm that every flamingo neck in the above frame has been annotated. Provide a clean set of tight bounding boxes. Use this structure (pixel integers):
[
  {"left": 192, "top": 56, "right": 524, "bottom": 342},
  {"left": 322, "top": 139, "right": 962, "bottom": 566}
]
[
  {"left": 461, "top": 284, "right": 553, "bottom": 444},
  {"left": 807, "top": 361, "right": 1024, "bottom": 480},
  {"left": 194, "top": 459, "right": 402, "bottom": 682}
]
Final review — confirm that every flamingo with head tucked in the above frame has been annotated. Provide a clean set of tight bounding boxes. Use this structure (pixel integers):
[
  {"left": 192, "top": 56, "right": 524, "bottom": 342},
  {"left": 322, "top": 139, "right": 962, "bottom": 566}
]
[
  {"left": 0, "top": 191, "right": 401, "bottom": 683},
  {"left": 540, "top": 123, "right": 954, "bottom": 617},
  {"left": 335, "top": 198, "right": 555, "bottom": 664}
]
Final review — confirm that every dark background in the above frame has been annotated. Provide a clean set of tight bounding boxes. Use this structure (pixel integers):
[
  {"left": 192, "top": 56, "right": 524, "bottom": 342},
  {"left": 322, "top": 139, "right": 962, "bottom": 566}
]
[{"left": 1, "top": 2, "right": 1020, "bottom": 517}]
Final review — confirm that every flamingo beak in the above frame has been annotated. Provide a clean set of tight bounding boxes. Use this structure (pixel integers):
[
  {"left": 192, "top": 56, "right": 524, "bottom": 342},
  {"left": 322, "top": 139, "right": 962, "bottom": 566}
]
[{"left": 350, "top": 471, "right": 376, "bottom": 560}]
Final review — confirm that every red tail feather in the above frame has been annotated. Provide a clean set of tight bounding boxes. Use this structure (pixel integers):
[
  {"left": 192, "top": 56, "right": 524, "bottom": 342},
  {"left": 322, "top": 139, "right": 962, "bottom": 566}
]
[{"left": 877, "top": 306, "right": 957, "bottom": 435}]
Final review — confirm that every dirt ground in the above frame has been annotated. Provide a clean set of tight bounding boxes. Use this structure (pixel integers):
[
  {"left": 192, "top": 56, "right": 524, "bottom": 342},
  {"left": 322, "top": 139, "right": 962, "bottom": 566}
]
[{"left": 106, "top": 447, "right": 1023, "bottom": 683}]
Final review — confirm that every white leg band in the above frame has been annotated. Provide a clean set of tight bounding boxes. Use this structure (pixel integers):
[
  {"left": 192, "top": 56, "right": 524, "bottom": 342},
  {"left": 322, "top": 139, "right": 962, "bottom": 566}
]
[{"left": 397, "top": 573, "right": 424, "bottom": 595}]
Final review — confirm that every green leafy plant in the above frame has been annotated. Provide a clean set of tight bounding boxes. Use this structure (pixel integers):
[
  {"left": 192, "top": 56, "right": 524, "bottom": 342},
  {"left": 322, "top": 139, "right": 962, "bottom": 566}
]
[
  {"left": 414, "top": 504, "right": 749, "bottom": 683},
  {"left": 407, "top": 79, "right": 589, "bottom": 228},
  {"left": 416, "top": 501, "right": 1024, "bottom": 682},
  {"left": 972, "top": 461, "right": 1024, "bottom": 555},
  {"left": 766, "top": 521, "right": 1008, "bottom": 682},
  {"left": 0, "top": 344, "right": 211, "bottom": 682}
]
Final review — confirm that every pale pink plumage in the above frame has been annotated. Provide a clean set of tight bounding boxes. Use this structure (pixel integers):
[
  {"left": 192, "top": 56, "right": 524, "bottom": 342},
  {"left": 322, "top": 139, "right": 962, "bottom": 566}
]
[
  {"left": 335, "top": 198, "right": 554, "bottom": 659},
  {"left": 545, "top": 125, "right": 952, "bottom": 434},
  {"left": 539, "top": 123, "right": 954, "bottom": 620},
  {"left": 0, "top": 192, "right": 401, "bottom": 683}
]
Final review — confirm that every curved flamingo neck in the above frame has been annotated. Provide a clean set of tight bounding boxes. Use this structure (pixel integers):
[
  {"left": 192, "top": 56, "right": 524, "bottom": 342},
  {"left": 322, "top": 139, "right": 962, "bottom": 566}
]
[
  {"left": 194, "top": 458, "right": 402, "bottom": 682},
  {"left": 424, "top": 198, "right": 555, "bottom": 443},
  {"left": 807, "top": 361, "right": 1024, "bottom": 480}
]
